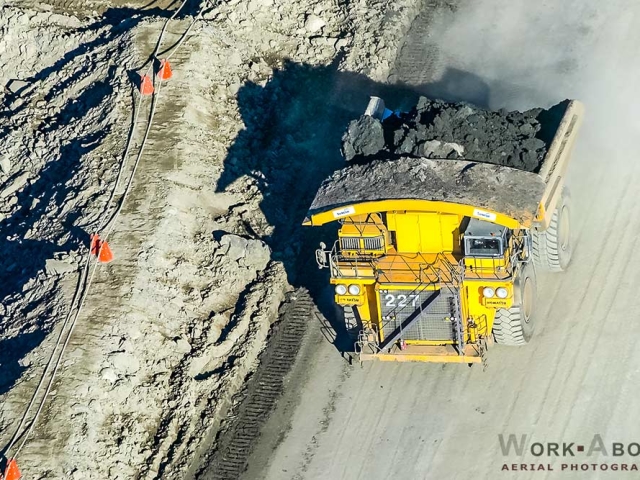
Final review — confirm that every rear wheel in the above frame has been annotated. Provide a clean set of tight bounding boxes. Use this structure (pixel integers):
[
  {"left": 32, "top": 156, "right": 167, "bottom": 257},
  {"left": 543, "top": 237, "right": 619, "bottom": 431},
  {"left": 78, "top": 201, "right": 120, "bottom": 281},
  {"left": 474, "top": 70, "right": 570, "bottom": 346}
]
[
  {"left": 532, "top": 188, "right": 572, "bottom": 272},
  {"left": 493, "top": 263, "right": 537, "bottom": 346}
]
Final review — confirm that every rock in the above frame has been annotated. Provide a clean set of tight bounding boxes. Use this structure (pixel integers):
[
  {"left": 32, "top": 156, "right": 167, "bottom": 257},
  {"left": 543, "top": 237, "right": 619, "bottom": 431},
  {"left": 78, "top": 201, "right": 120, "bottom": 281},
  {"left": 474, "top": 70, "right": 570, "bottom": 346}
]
[
  {"left": 519, "top": 123, "right": 535, "bottom": 135},
  {"left": 219, "top": 234, "right": 271, "bottom": 270},
  {"left": 45, "top": 258, "right": 77, "bottom": 276},
  {"left": 6, "top": 79, "right": 29, "bottom": 95},
  {"left": 335, "top": 38, "right": 349, "bottom": 50},
  {"left": 0, "top": 156, "right": 10, "bottom": 174},
  {"left": 305, "top": 15, "right": 326, "bottom": 33},
  {"left": 342, "top": 115, "right": 385, "bottom": 161},
  {"left": 175, "top": 338, "right": 192, "bottom": 354},
  {"left": 228, "top": 82, "right": 242, "bottom": 95},
  {"left": 228, "top": 51, "right": 243, "bottom": 66},
  {"left": 417, "top": 140, "right": 465, "bottom": 158},
  {"left": 220, "top": 234, "right": 248, "bottom": 261},
  {"left": 108, "top": 352, "right": 140, "bottom": 375},
  {"left": 9, "top": 97, "right": 25, "bottom": 110},
  {"left": 34, "top": 146, "right": 46, "bottom": 158},
  {"left": 100, "top": 367, "right": 118, "bottom": 383},
  {"left": 242, "top": 238, "right": 271, "bottom": 270},
  {"left": 0, "top": 172, "right": 29, "bottom": 198},
  {"left": 110, "top": 379, "right": 134, "bottom": 402},
  {"left": 342, "top": 97, "right": 570, "bottom": 172}
]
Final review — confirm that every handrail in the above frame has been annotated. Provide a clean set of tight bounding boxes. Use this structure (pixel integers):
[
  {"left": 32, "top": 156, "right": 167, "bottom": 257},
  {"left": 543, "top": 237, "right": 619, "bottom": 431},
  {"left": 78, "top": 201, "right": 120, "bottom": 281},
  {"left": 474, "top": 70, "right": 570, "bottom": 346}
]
[{"left": 330, "top": 231, "right": 529, "bottom": 284}]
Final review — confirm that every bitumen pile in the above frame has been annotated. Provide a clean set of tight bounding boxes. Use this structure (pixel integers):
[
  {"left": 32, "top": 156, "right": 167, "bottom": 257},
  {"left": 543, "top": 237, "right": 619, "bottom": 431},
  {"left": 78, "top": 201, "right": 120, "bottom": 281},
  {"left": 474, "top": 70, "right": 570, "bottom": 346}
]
[{"left": 342, "top": 96, "right": 570, "bottom": 172}]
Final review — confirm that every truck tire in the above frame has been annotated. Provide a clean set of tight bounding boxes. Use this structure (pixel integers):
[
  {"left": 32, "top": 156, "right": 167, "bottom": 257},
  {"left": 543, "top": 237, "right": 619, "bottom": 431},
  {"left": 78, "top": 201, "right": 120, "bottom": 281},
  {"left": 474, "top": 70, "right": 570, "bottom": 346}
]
[
  {"left": 493, "top": 263, "right": 537, "bottom": 346},
  {"left": 343, "top": 306, "right": 361, "bottom": 337},
  {"left": 532, "top": 188, "right": 572, "bottom": 272}
]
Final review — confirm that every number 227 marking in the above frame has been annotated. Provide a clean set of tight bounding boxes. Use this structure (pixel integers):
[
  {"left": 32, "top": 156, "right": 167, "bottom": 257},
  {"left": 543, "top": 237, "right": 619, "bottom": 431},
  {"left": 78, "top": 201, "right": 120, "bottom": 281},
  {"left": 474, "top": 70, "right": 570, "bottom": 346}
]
[{"left": 384, "top": 293, "right": 419, "bottom": 308}]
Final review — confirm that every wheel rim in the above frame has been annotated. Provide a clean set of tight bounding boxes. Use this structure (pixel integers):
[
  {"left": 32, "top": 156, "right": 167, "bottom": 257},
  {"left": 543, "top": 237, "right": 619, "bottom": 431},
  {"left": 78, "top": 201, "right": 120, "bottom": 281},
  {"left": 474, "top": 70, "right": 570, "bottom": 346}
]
[
  {"left": 523, "top": 277, "right": 534, "bottom": 323},
  {"left": 559, "top": 205, "right": 570, "bottom": 251}
]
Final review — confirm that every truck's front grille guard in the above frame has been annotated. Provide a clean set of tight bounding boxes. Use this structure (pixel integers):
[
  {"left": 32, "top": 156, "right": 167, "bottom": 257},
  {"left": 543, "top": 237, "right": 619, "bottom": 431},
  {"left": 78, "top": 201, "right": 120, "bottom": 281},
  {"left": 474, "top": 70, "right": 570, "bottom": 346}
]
[
  {"left": 376, "top": 255, "right": 464, "bottom": 348},
  {"left": 363, "top": 236, "right": 384, "bottom": 250},
  {"left": 340, "top": 236, "right": 360, "bottom": 250},
  {"left": 328, "top": 250, "right": 475, "bottom": 352}
]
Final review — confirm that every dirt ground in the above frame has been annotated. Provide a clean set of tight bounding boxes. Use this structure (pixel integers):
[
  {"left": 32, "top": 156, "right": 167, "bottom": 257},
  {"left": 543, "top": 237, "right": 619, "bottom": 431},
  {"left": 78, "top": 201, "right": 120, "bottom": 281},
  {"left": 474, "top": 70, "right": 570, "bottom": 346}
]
[
  {"left": 249, "top": 1, "right": 640, "bottom": 479},
  {"left": 0, "top": 0, "right": 425, "bottom": 478},
  {"left": 5, "top": 0, "right": 637, "bottom": 479}
]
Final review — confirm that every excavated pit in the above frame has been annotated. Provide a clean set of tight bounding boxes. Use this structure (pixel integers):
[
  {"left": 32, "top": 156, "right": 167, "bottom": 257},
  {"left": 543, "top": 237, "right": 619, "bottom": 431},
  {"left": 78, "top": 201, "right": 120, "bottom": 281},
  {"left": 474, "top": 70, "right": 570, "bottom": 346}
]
[{"left": 342, "top": 96, "right": 569, "bottom": 172}]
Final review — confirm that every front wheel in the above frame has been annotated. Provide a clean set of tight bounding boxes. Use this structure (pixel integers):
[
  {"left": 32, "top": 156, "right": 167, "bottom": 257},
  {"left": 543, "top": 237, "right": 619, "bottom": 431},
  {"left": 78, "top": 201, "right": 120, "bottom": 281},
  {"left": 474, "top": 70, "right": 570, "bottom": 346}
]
[{"left": 493, "top": 263, "right": 537, "bottom": 346}]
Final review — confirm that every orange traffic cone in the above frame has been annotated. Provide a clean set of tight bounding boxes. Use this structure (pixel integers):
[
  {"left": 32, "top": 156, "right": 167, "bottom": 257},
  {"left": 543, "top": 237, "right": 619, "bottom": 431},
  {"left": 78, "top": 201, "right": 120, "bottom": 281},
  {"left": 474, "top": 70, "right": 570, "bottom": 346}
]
[
  {"left": 4, "top": 458, "right": 21, "bottom": 480},
  {"left": 89, "top": 234, "right": 114, "bottom": 263},
  {"left": 90, "top": 233, "right": 101, "bottom": 256},
  {"left": 98, "top": 241, "right": 114, "bottom": 264},
  {"left": 157, "top": 59, "right": 172, "bottom": 81},
  {"left": 140, "top": 74, "right": 154, "bottom": 95}
]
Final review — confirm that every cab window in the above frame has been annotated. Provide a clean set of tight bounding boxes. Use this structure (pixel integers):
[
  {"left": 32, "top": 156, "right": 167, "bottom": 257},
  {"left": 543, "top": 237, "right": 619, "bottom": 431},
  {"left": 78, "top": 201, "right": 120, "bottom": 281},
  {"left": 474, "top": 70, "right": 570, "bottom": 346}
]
[{"left": 464, "top": 237, "right": 503, "bottom": 257}]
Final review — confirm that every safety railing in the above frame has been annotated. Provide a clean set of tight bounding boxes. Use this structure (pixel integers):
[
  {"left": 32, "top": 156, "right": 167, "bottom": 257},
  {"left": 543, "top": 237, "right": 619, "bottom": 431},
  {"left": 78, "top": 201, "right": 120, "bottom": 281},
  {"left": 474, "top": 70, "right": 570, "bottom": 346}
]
[
  {"left": 319, "top": 241, "right": 532, "bottom": 286},
  {"left": 316, "top": 240, "right": 379, "bottom": 278},
  {"left": 468, "top": 313, "right": 489, "bottom": 339},
  {"left": 321, "top": 243, "right": 466, "bottom": 284}
]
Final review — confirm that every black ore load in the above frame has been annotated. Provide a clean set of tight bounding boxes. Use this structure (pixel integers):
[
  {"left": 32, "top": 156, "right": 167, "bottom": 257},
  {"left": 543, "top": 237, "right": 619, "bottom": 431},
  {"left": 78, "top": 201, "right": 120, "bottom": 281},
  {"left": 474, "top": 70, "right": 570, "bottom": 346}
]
[{"left": 341, "top": 97, "right": 569, "bottom": 173}]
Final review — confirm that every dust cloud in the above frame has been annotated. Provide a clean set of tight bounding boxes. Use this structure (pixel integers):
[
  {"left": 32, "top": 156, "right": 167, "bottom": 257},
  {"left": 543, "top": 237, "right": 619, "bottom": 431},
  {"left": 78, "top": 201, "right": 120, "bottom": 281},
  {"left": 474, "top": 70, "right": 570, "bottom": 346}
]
[
  {"left": 425, "top": 0, "right": 640, "bottom": 232},
  {"left": 430, "top": 1, "right": 638, "bottom": 113}
]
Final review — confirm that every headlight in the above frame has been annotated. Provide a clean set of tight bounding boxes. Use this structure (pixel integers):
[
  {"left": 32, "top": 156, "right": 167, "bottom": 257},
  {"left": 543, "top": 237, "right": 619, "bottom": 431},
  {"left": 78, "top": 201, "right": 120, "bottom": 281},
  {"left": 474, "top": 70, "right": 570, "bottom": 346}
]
[
  {"left": 335, "top": 284, "right": 347, "bottom": 295},
  {"left": 483, "top": 287, "right": 495, "bottom": 298},
  {"left": 496, "top": 287, "right": 508, "bottom": 298},
  {"left": 348, "top": 284, "right": 361, "bottom": 295}
]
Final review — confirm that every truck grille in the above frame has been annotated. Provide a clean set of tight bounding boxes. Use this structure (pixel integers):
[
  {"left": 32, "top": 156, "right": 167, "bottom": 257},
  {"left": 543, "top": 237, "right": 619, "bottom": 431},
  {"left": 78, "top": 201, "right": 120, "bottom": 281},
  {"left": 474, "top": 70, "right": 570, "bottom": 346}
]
[
  {"left": 340, "top": 236, "right": 384, "bottom": 251},
  {"left": 379, "top": 288, "right": 459, "bottom": 341},
  {"left": 363, "top": 236, "right": 384, "bottom": 250},
  {"left": 340, "top": 237, "right": 360, "bottom": 250}
]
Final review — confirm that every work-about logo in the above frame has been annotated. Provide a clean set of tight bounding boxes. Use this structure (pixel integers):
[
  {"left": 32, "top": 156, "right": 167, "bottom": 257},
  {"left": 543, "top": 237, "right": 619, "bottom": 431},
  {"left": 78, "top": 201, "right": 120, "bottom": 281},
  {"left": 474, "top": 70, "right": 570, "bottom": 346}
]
[{"left": 498, "top": 434, "right": 640, "bottom": 473}]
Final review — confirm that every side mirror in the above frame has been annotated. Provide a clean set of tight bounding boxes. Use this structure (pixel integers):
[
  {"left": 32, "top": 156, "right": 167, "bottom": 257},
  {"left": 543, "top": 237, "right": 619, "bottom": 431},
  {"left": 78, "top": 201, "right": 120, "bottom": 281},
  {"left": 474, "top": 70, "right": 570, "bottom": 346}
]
[{"left": 319, "top": 241, "right": 326, "bottom": 250}]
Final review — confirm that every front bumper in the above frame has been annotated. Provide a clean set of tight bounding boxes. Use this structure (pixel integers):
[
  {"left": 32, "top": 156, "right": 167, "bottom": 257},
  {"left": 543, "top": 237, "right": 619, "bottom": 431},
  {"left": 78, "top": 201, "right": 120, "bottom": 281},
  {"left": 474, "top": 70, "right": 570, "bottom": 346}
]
[{"left": 358, "top": 343, "right": 485, "bottom": 364}]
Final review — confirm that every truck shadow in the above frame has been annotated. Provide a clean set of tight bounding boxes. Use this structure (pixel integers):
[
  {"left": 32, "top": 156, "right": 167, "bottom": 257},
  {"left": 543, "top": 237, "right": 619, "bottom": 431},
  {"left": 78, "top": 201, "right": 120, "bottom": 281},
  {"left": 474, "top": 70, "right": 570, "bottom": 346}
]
[{"left": 216, "top": 61, "right": 494, "bottom": 355}]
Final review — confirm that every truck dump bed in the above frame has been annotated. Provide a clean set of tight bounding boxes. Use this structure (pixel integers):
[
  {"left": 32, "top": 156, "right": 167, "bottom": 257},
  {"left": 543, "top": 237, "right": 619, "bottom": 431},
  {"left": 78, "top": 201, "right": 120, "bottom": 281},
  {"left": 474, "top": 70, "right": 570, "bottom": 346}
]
[{"left": 305, "top": 100, "right": 584, "bottom": 228}]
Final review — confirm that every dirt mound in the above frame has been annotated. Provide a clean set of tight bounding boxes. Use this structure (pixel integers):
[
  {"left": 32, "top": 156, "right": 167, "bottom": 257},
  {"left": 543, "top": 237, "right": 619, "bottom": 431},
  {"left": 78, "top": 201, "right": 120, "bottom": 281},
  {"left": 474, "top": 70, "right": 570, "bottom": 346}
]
[{"left": 342, "top": 96, "right": 569, "bottom": 172}]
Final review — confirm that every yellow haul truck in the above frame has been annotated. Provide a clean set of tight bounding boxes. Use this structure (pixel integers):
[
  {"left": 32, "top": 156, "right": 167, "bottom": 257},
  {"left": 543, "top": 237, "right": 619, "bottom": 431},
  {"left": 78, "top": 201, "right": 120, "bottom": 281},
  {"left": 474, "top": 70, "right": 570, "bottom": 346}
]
[{"left": 304, "top": 98, "right": 584, "bottom": 363}]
